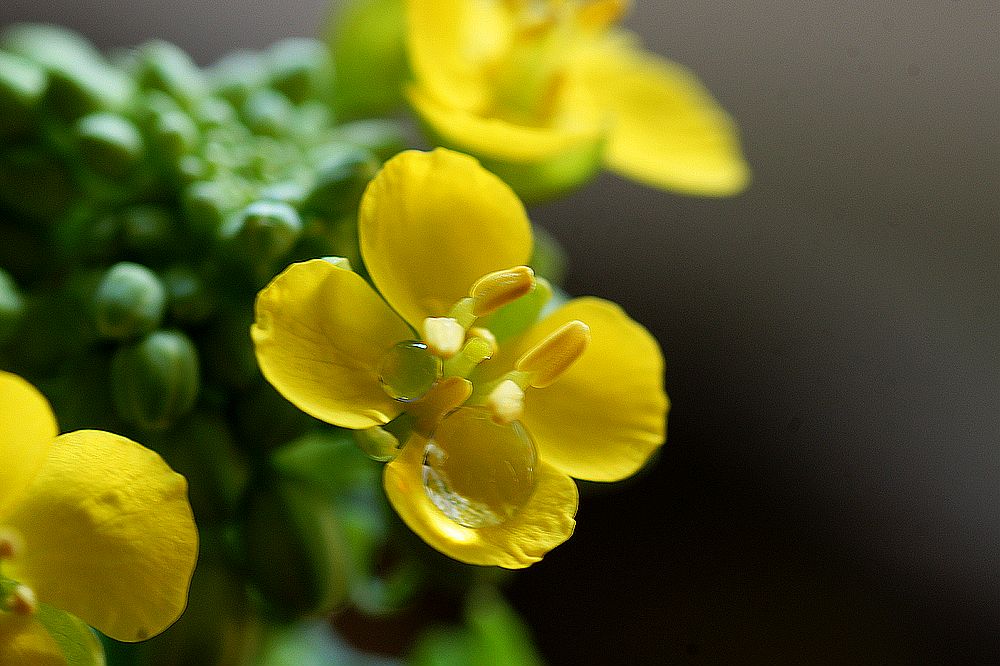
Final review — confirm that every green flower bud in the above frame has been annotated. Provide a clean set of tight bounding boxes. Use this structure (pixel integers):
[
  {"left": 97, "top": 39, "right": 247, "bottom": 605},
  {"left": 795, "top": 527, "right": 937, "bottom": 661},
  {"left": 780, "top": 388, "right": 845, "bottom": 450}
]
[
  {"left": 162, "top": 264, "right": 215, "bottom": 324},
  {"left": 110, "top": 329, "right": 200, "bottom": 430},
  {"left": 242, "top": 89, "right": 294, "bottom": 138},
  {"left": 220, "top": 200, "right": 302, "bottom": 263},
  {"left": 75, "top": 112, "right": 145, "bottom": 178},
  {"left": 149, "top": 107, "right": 200, "bottom": 167},
  {"left": 0, "top": 147, "right": 74, "bottom": 221},
  {"left": 0, "top": 51, "right": 46, "bottom": 137},
  {"left": 92, "top": 262, "right": 167, "bottom": 339},
  {"left": 332, "top": 119, "right": 408, "bottom": 161},
  {"left": 0, "top": 268, "right": 25, "bottom": 345},
  {"left": 266, "top": 38, "right": 332, "bottom": 104},
  {"left": 207, "top": 51, "right": 267, "bottom": 105},
  {"left": 182, "top": 179, "right": 244, "bottom": 237},
  {"left": 133, "top": 39, "right": 207, "bottom": 106},
  {"left": 242, "top": 480, "right": 351, "bottom": 619},
  {"left": 303, "top": 147, "right": 378, "bottom": 217}
]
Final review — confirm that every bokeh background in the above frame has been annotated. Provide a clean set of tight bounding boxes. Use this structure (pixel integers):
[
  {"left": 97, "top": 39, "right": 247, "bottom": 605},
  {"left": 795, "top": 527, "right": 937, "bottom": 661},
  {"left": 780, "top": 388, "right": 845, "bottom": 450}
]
[{"left": 2, "top": 1, "right": 997, "bottom": 663}]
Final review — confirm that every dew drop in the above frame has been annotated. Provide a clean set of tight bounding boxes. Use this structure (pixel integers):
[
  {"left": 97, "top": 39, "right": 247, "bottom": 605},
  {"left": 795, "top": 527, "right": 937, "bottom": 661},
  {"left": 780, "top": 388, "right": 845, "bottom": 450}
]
[
  {"left": 379, "top": 340, "right": 441, "bottom": 402},
  {"left": 422, "top": 407, "right": 537, "bottom": 528}
]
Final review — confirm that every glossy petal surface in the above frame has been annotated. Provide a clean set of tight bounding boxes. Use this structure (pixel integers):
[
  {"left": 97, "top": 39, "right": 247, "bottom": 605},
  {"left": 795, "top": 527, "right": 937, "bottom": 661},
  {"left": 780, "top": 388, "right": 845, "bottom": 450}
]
[
  {"left": 0, "top": 371, "right": 57, "bottom": 519},
  {"left": 384, "top": 429, "right": 577, "bottom": 568},
  {"left": 252, "top": 259, "right": 414, "bottom": 429},
  {"left": 511, "top": 297, "right": 668, "bottom": 482},
  {"left": 359, "top": 149, "right": 532, "bottom": 327},
  {"left": 5, "top": 430, "right": 198, "bottom": 642},
  {"left": 579, "top": 35, "right": 750, "bottom": 195},
  {"left": 406, "top": 0, "right": 509, "bottom": 109}
]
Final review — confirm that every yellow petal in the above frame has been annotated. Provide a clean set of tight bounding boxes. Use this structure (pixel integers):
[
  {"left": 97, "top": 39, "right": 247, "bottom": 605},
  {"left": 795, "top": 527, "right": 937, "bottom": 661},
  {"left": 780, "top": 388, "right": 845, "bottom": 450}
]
[
  {"left": 0, "top": 614, "right": 65, "bottom": 666},
  {"left": 383, "top": 431, "right": 577, "bottom": 568},
  {"left": 405, "top": 0, "right": 511, "bottom": 110},
  {"left": 579, "top": 34, "right": 750, "bottom": 196},
  {"left": 4, "top": 430, "right": 198, "bottom": 643},
  {"left": 512, "top": 297, "right": 668, "bottom": 482},
  {"left": 359, "top": 149, "right": 532, "bottom": 327},
  {"left": 0, "top": 371, "right": 57, "bottom": 519},
  {"left": 251, "top": 259, "right": 414, "bottom": 429}
]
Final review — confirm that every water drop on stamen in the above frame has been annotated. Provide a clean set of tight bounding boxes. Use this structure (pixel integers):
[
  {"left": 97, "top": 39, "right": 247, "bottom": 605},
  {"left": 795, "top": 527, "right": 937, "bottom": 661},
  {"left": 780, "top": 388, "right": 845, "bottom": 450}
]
[
  {"left": 421, "top": 407, "right": 537, "bottom": 528},
  {"left": 379, "top": 340, "right": 441, "bottom": 402}
]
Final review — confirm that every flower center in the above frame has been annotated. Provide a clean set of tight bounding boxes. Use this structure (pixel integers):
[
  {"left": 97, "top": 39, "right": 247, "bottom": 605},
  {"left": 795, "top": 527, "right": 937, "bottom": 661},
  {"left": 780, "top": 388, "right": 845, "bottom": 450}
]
[{"left": 421, "top": 407, "right": 538, "bottom": 528}]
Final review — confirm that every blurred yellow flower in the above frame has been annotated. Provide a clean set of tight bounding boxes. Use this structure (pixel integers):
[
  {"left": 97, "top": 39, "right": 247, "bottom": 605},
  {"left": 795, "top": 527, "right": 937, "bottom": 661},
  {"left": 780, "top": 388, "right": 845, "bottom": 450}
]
[
  {"left": 405, "top": 0, "right": 750, "bottom": 200},
  {"left": 252, "top": 148, "right": 668, "bottom": 567},
  {"left": 0, "top": 371, "right": 198, "bottom": 664}
]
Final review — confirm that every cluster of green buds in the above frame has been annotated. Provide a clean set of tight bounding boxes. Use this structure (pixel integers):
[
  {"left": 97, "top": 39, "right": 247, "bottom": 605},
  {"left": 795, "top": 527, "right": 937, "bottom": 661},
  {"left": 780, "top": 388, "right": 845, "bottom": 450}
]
[{"left": 0, "top": 23, "right": 533, "bottom": 665}]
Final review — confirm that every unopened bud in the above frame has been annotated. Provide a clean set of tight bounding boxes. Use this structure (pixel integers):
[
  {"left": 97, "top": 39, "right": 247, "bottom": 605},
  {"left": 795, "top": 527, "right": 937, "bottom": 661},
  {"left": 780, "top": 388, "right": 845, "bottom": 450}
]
[
  {"left": 111, "top": 329, "right": 200, "bottom": 430},
  {"left": 470, "top": 266, "right": 535, "bottom": 316},
  {"left": 92, "top": 262, "right": 167, "bottom": 340},
  {"left": 515, "top": 320, "right": 591, "bottom": 388}
]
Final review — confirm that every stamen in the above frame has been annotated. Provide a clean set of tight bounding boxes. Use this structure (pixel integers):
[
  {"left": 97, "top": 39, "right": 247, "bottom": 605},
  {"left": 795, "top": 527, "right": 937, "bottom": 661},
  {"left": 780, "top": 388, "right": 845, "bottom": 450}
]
[
  {"left": 422, "top": 317, "right": 466, "bottom": 359},
  {"left": 487, "top": 379, "right": 525, "bottom": 425},
  {"left": 468, "top": 327, "right": 498, "bottom": 356},
  {"left": 443, "top": 335, "right": 495, "bottom": 378},
  {"left": 516, "top": 320, "right": 591, "bottom": 387},
  {"left": 411, "top": 376, "right": 473, "bottom": 436},
  {"left": 470, "top": 266, "right": 535, "bottom": 317}
]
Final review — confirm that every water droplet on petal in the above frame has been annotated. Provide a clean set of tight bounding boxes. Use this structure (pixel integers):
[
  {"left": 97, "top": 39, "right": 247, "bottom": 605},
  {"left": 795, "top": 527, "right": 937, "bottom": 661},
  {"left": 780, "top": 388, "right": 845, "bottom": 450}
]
[
  {"left": 379, "top": 340, "right": 441, "bottom": 402},
  {"left": 422, "top": 407, "right": 537, "bottom": 528}
]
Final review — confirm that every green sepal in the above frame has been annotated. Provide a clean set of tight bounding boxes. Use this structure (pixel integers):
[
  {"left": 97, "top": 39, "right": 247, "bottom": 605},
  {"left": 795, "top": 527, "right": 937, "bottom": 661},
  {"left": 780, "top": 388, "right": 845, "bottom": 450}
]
[{"left": 110, "top": 329, "right": 200, "bottom": 431}]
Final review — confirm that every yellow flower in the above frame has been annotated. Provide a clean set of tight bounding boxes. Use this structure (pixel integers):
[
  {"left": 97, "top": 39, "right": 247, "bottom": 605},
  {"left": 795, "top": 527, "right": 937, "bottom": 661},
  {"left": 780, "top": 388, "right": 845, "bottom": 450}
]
[
  {"left": 404, "top": 0, "right": 750, "bottom": 200},
  {"left": 252, "top": 148, "right": 667, "bottom": 568},
  {"left": 0, "top": 371, "right": 198, "bottom": 664}
]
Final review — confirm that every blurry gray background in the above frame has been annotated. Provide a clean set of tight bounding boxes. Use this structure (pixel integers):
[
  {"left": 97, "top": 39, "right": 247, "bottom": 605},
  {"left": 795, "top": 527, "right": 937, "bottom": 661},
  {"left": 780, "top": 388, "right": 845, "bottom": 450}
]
[{"left": 3, "top": 0, "right": 998, "bottom": 663}]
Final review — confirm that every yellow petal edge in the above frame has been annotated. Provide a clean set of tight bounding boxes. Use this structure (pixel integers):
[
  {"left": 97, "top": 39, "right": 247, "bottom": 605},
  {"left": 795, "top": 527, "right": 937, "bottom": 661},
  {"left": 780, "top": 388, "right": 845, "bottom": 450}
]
[
  {"left": 384, "top": 430, "right": 578, "bottom": 569},
  {"left": 5, "top": 430, "right": 198, "bottom": 643},
  {"left": 0, "top": 371, "right": 57, "bottom": 519}
]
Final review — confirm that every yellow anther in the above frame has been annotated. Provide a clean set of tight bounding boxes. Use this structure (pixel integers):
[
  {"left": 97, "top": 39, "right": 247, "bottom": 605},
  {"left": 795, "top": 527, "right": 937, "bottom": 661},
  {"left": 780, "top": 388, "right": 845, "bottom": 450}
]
[
  {"left": 515, "top": 320, "right": 591, "bottom": 388},
  {"left": 487, "top": 379, "right": 525, "bottom": 425},
  {"left": 6, "top": 584, "right": 37, "bottom": 615},
  {"left": 468, "top": 327, "right": 498, "bottom": 357},
  {"left": 412, "top": 376, "right": 473, "bottom": 436},
  {"left": 470, "top": 266, "right": 535, "bottom": 317},
  {"left": 322, "top": 255, "right": 353, "bottom": 271},
  {"left": 423, "top": 317, "right": 466, "bottom": 359}
]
